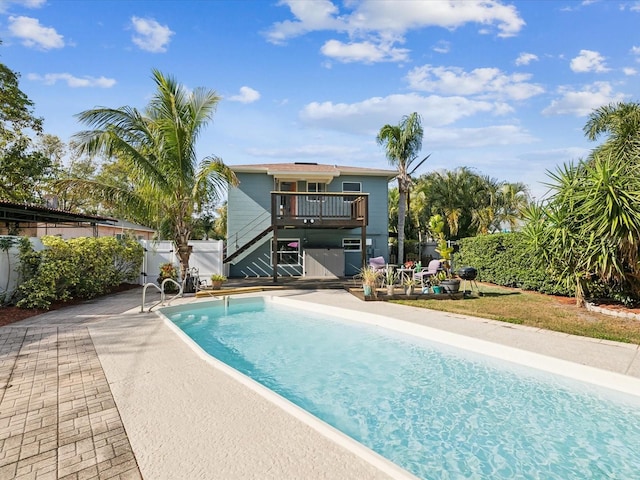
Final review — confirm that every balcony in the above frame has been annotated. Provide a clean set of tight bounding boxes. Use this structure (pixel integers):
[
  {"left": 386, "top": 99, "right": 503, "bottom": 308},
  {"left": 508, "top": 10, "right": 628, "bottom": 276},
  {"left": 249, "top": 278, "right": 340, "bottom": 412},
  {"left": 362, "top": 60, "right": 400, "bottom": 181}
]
[{"left": 271, "top": 192, "right": 368, "bottom": 229}]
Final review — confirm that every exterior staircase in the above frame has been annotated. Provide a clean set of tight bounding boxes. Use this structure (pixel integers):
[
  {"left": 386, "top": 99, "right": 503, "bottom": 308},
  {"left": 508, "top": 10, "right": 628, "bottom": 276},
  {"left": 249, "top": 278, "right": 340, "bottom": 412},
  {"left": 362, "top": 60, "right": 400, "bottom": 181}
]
[{"left": 223, "top": 225, "right": 273, "bottom": 264}]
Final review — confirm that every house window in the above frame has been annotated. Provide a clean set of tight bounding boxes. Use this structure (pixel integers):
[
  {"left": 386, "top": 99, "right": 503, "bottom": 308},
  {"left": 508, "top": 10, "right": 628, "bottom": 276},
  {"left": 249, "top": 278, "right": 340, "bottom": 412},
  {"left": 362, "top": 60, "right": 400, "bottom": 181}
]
[
  {"left": 274, "top": 239, "right": 301, "bottom": 265},
  {"left": 342, "top": 182, "right": 361, "bottom": 202},
  {"left": 307, "top": 182, "right": 326, "bottom": 193},
  {"left": 342, "top": 238, "right": 361, "bottom": 251},
  {"left": 307, "top": 182, "right": 326, "bottom": 201},
  {"left": 342, "top": 182, "right": 361, "bottom": 192}
]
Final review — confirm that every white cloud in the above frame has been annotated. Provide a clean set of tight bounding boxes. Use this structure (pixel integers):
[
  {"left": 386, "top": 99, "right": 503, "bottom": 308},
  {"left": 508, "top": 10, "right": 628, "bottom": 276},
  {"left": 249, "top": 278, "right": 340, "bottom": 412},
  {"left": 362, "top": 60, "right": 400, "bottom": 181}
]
[
  {"left": 519, "top": 147, "right": 590, "bottom": 163},
  {"left": 406, "top": 65, "right": 544, "bottom": 100},
  {"left": 623, "top": 67, "right": 637, "bottom": 76},
  {"left": 228, "top": 86, "right": 261, "bottom": 104},
  {"left": 631, "top": 46, "right": 640, "bottom": 59},
  {"left": 320, "top": 38, "right": 409, "bottom": 63},
  {"left": 542, "top": 82, "right": 626, "bottom": 116},
  {"left": 426, "top": 125, "right": 537, "bottom": 148},
  {"left": 8, "top": 15, "right": 64, "bottom": 49},
  {"left": 346, "top": 0, "right": 525, "bottom": 38},
  {"left": 246, "top": 144, "right": 360, "bottom": 159},
  {"left": 515, "top": 52, "right": 538, "bottom": 66},
  {"left": 27, "top": 73, "right": 116, "bottom": 88},
  {"left": 266, "top": 0, "right": 344, "bottom": 44},
  {"left": 130, "top": 16, "right": 174, "bottom": 53},
  {"left": 266, "top": 0, "right": 525, "bottom": 64},
  {"left": 570, "top": 49, "right": 609, "bottom": 73},
  {"left": 0, "top": 0, "right": 45, "bottom": 13},
  {"left": 432, "top": 40, "right": 450, "bottom": 54},
  {"left": 299, "top": 92, "right": 505, "bottom": 135}
]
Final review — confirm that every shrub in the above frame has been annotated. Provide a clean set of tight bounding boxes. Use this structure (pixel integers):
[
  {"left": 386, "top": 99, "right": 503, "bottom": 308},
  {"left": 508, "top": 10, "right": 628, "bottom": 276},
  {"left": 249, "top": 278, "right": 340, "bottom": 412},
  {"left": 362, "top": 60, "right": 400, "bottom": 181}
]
[
  {"left": 15, "top": 235, "right": 143, "bottom": 309},
  {"left": 454, "top": 232, "right": 572, "bottom": 296}
]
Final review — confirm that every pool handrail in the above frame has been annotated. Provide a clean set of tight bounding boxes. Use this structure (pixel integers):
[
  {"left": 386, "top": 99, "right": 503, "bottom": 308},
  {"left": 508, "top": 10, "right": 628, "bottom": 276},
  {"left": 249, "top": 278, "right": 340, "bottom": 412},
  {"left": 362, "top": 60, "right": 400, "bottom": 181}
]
[{"left": 141, "top": 278, "right": 183, "bottom": 312}]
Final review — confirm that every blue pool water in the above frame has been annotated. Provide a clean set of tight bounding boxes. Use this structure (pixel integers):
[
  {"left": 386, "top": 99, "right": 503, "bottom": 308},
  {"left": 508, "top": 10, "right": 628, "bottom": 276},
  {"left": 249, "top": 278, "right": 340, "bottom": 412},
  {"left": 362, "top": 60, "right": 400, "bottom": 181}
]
[{"left": 165, "top": 298, "right": 640, "bottom": 480}]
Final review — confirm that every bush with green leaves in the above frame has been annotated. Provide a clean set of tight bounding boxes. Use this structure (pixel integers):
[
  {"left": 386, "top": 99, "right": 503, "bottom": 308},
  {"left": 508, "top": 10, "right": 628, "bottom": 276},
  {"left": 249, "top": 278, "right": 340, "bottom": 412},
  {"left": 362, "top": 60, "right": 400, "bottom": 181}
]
[
  {"left": 15, "top": 234, "right": 143, "bottom": 309},
  {"left": 455, "top": 232, "right": 572, "bottom": 296}
]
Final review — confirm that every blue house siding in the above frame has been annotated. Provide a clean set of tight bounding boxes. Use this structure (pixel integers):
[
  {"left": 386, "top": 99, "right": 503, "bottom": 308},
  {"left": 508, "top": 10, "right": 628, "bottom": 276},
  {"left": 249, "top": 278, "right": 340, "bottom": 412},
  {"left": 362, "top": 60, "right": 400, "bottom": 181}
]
[
  {"left": 227, "top": 172, "right": 272, "bottom": 250},
  {"left": 226, "top": 164, "right": 393, "bottom": 278}
]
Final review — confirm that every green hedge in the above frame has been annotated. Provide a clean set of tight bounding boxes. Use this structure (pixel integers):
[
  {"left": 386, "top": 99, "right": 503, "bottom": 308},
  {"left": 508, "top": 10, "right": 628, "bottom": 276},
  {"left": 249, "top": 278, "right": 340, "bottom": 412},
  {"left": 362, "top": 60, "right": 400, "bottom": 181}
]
[
  {"left": 454, "top": 232, "right": 572, "bottom": 296},
  {"left": 15, "top": 235, "right": 143, "bottom": 309}
]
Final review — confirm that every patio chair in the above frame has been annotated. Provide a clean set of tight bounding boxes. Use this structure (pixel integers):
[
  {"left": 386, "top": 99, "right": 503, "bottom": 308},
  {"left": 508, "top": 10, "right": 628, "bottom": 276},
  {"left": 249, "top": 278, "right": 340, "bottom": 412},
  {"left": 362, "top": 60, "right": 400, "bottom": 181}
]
[
  {"left": 414, "top": 259, "right": 443, "bottom": 288},
  {"left": 368, "top": 256, "right": 386, "bottom": 273}
]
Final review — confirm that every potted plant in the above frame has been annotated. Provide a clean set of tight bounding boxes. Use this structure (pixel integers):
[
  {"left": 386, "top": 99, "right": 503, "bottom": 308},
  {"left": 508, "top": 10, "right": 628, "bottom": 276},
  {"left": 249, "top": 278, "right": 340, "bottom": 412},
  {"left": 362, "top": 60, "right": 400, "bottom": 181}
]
[
  {"left": 157, "top": 262, "right": 179, "bottom": 293},
  {"left": 357, "top": 266, "right": 379, "bottom": 297},
  {"left": 384, "top": 267, "right": 397, "bottom": 295},
  {"left": 403, "top": 276, "right": 417, "bottom": 296},
  {"left": 430, "top": 271, "right": 445, "bottom": 294},
  {"left": 210, "top": 273, "right": 227, "bottom": 290},
  {"left": 429, "top": 214, "right": 460, "bottom": 294}
]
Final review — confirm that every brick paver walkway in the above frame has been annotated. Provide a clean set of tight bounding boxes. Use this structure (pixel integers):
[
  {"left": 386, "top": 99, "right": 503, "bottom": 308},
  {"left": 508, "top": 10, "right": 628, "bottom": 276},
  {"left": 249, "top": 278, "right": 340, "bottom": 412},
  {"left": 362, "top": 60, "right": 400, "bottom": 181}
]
[{"left": 0, "top": 326, "right": 141, "bottom": 480}]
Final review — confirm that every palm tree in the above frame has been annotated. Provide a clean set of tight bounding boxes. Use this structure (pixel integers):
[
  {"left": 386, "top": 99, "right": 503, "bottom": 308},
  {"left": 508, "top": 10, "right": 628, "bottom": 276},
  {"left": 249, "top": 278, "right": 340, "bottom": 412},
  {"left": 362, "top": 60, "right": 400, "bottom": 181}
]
[
  {"left": 376, "top": 112, "right": 429, "bottom": 265},
  {"left": 583, "top": 101, "right": 640, "bottom": 163},
  {"left": 68, "top": 69, "right": 237, "bottom": 278},
  {"left": 497, "top": 182, "right": 530, "bottom": 232},
  {"left": 524, "top": 156, "right": 640, "bottom": 306},
  {"left": 416, "top": 167, "right": 484, "bottom": 238}
]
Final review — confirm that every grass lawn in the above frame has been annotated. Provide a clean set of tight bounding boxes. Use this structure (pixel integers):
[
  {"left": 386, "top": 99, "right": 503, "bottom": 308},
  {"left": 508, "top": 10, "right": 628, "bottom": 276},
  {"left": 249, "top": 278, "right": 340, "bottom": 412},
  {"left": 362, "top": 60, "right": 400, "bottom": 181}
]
[{"left": 392, "top": 283, "right": 640, "bottom": 345}]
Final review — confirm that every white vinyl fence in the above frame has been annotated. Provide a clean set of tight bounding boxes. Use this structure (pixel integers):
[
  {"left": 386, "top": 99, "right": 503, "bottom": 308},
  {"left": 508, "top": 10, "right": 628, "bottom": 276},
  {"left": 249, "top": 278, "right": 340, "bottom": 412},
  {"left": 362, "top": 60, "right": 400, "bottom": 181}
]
[
  {"left": 140, "top": 239, "right": 225, "bottom": 285},
  {"left": 0, "top": 236, "right": 43, "bottom": 301}
]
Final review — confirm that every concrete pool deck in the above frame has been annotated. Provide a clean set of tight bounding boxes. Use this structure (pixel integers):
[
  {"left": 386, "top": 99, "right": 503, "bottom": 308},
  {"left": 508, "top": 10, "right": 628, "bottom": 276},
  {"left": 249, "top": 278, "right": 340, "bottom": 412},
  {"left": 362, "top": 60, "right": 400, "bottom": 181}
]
[{"left": 1, "top": 288, "right": 639, "bottom": 479}]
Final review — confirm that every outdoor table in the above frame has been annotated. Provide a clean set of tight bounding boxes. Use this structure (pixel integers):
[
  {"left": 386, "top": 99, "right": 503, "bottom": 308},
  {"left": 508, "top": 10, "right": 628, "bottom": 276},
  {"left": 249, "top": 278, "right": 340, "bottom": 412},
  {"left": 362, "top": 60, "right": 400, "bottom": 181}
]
[{"left": 396, "top": 268, "right": 415, "bottom": 284}]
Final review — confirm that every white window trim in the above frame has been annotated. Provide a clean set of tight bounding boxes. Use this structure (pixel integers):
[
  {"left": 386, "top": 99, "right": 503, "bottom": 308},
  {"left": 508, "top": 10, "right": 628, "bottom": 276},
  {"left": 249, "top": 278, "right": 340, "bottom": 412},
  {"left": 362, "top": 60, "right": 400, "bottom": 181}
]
[
  {"left": 272, "top": 238, "right": 302, "bottom": 266},
  {"left": 342, "top": 238, "right": 362, "bottom": 252},
  {"left": 306, "top": 182, "right": 326, "bottom": 202}
]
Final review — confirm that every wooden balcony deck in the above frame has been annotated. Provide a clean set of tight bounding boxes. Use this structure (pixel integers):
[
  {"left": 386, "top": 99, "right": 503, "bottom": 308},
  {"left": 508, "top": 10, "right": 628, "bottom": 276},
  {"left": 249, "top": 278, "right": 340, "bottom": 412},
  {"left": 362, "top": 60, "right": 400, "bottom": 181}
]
[{"left": 271, "top": 191, "right": 368, "bottom": 228}]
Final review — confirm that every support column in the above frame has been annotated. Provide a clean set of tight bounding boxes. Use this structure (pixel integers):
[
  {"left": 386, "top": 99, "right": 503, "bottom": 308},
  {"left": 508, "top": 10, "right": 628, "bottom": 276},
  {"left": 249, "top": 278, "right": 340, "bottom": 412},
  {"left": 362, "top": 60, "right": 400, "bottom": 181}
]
[
  {"left": 360, "top": 221, "right": 367, "bottom": 268},
  {"left": 272, "top": 226, "right": 278, "bottom": 283}
]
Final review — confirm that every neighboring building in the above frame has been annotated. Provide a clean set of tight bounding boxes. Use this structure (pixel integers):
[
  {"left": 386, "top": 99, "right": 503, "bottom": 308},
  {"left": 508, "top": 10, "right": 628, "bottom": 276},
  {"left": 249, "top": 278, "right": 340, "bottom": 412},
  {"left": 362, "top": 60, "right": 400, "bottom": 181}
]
[
  {"left": 36, "top": 219, "right": 155, "bottom": 241},
  {"left": 225, "top": 162, "right": 396, "bottom": 278},
  {"left": 0, "top": 200, "right": 155, "bottom": 240}
]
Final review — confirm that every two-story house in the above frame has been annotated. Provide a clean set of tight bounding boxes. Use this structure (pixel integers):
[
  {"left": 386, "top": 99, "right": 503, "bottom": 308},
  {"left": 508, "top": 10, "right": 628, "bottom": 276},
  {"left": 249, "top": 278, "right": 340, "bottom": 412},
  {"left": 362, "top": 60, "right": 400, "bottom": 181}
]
[{"left": 225, "top": 162, "right": 396, "bottom": 279}]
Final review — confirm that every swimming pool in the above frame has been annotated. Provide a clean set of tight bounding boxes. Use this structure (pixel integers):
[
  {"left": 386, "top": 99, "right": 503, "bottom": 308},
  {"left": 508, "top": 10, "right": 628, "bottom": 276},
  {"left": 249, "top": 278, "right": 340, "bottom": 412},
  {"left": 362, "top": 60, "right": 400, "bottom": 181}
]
[{"left": 161, "top": 296, "right": 640, "bottom": 480}]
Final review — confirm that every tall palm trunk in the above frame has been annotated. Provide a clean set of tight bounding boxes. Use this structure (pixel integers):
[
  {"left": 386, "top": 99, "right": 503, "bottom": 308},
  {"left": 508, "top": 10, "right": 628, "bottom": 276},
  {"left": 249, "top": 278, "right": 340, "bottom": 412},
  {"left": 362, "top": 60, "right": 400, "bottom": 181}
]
[
  {"left": 376, "top": 112, "right": 426, "bottom": 266},
  {"left": 397, "top": 182, "right": 407, "bottom": 265}
]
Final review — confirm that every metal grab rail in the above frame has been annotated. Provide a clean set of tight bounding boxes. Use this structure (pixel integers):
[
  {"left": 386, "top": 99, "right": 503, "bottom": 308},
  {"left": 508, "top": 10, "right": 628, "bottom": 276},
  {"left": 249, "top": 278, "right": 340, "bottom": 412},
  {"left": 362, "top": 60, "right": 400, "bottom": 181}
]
[{"left": 141, "top": 278, "right": 183, "bottom": 313}]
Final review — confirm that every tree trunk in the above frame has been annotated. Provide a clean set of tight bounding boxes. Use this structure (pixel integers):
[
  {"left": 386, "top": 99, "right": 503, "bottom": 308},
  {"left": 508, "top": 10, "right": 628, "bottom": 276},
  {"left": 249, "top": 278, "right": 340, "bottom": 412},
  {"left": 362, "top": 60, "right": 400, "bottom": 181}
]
[
  {"left": 397, "top": 180, "right": 407, "bottom": 265},
  {"left": 175, "top": 223, "right": 192, "bottom": 281}
]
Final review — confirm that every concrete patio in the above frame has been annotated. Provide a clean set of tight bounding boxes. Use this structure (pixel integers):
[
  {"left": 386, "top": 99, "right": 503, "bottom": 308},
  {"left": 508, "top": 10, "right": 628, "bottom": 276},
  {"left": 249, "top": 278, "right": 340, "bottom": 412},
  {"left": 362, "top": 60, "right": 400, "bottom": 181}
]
[{"left": 1, "top": 287, "right": 639, "bottom": 479}]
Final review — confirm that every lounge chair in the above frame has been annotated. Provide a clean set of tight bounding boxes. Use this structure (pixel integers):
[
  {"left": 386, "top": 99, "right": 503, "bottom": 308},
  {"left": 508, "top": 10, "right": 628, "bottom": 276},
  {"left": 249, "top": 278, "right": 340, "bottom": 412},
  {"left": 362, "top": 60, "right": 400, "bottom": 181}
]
[{"left": 414, "top": 259, "right": 443, "bottom": 287}]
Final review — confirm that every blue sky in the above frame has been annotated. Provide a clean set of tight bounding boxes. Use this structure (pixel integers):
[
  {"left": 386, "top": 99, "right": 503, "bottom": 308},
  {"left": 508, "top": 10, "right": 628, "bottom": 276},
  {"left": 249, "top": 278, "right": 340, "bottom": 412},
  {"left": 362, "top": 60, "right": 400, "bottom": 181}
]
[{"left": 2, "top": 0, "right": 640, "bottom": 200}]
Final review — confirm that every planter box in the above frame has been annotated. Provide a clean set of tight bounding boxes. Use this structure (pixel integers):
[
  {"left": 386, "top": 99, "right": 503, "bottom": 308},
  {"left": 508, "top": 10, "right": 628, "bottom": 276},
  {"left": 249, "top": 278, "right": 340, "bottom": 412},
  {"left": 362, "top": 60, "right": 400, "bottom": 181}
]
[{"left": 347, "top": 287, "right": 463, "bottom": 302}]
